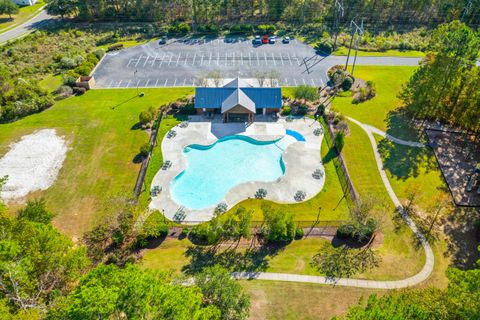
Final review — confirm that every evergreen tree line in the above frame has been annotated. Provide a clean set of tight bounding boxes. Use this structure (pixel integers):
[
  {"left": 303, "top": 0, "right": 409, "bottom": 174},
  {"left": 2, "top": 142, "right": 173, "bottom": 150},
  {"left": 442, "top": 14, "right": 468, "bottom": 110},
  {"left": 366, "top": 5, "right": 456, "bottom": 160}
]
[
  {"left": 45, "top": 0, "right": 480, "bottom": 30},
  {"left": 400, "top": 21, "right": 480, "bottom": 133}
]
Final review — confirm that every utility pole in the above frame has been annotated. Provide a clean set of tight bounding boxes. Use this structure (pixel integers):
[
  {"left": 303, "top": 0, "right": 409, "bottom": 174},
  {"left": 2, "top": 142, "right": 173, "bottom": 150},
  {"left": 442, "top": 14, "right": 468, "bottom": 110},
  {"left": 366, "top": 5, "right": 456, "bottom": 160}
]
[
  {"left": 332, "top": 0, "right": 344, "bottom": 52},
  {"left": 344, "top": 18, "right": 364, "bottom": 75},
  {"left": 461, "top": 0, "right": 472, "bottom": 21},
  {"left": 134, "top": 69, "right": 139, "bottom": 96}
]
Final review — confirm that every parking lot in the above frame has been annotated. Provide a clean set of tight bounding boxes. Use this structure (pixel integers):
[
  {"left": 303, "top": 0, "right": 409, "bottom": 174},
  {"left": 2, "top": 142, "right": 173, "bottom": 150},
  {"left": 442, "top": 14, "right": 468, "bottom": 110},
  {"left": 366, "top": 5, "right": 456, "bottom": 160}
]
[
  {"left": 92, "top": 36, "right": 422, "bottom": 89},
  {"left": 92, "top": 37, "right": 333, "bottom": 88}
]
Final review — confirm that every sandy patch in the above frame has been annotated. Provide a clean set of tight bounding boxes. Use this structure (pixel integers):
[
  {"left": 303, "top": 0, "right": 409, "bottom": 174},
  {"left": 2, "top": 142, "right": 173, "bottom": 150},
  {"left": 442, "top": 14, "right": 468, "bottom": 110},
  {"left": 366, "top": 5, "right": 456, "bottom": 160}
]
[{"left": 0, "top": 129, "right": 67, "bottom": 200}]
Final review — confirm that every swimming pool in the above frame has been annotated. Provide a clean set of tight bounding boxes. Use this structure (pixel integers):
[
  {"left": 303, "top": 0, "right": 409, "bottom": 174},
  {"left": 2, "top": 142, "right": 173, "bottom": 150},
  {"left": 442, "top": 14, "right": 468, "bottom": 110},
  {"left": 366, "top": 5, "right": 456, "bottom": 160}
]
[
  {"left": 286, "top": 129, "right": 306, "bottom": 142},
  {"left": 170, "top": 135, "right": 286, "bottom": 210}
]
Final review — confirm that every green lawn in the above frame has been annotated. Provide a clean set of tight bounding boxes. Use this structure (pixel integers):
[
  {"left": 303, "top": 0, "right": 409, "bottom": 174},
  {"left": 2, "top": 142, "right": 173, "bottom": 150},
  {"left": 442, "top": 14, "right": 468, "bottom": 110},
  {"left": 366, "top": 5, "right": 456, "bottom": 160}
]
[
  {"left": 333, "top": 47, "right": 426, "bottom": 58},
  {"left": 0, "top": 1, "right": 45, "bottom": 34},
  {"left": 0, "top": 88, "right": 192, "bottom": 238},
  {"left": 39, "top": 74, "right": 63, "bottom": 93},
  {"left": 332, "top": 66, "right": 417, "bottom": 134}
]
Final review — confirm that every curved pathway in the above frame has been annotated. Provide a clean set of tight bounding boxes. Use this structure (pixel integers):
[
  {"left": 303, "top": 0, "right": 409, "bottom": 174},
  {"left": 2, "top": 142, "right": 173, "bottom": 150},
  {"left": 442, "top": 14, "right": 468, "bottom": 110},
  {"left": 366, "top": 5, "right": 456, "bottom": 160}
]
[
  {"left": 233, "top": 117, "right": 434, "bottom": 289},
  {"left": 0, "top": 8, "right": 55, "bottom": 45},
  {"left": 355, "top": 119, "right": 426, "bottom": 148}
]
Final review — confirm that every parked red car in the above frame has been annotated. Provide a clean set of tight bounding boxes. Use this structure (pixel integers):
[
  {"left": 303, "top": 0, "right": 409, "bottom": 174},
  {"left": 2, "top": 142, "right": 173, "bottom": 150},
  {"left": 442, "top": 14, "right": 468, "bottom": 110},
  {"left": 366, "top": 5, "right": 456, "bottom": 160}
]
[{"left": 262, "top": 35, "right": 269, "bottom": 44}]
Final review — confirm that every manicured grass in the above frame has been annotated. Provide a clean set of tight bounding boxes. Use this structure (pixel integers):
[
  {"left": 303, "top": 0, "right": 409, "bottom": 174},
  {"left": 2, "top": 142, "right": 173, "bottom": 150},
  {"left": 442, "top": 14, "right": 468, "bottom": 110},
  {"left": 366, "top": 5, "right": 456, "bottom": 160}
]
[
  {"left": 0, "top": 1, "right": 45, "bottom": 34},
  {"left": 98, "top": 38, "right": 158, "bottom": 50},
  {"left": 0, "top": 88, "right": 193, "bottom": 238},
  {"left": 242, "top": 280, "right": 383, "bottom": 320},
  {"left": 39, "top": 74, "right": 63, "bottom": 93},
  {"left": 333, "top": 46, "right": 425, "bottom": 57},
  {"left": 141, "top": 238, "right": 191, "bottom": 273},
  {"left": 341, "top": 120, "right": 426, "bottom": 280},
  {"left": 332, "top": 66, "right": 416, "bottom": 133}
]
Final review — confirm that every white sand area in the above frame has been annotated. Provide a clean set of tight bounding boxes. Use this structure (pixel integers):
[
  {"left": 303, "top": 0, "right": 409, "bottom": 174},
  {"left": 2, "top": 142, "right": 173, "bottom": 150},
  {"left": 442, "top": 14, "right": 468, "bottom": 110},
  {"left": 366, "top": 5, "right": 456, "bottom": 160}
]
[{"left": 0, "top": 129, "right": 67, "bottom": 200}]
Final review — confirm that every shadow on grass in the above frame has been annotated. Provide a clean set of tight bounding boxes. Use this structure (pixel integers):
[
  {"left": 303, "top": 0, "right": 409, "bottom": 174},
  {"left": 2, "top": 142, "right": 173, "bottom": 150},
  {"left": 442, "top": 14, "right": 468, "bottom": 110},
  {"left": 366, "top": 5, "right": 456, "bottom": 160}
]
[
  {"left": 111, "top": 95, "right": 138, "bottom": 110},
  {"left": 377, "top": 137, "right": 437, "bottom": 180},
  {"left": 182, "top": 239, "right": 288, "bottom": 275},
  {"left": 385, "top": 108, "right": 425, "bottom": 142},
  {"left": 322, "top": 147, "right": 338, "bottom": 164}
]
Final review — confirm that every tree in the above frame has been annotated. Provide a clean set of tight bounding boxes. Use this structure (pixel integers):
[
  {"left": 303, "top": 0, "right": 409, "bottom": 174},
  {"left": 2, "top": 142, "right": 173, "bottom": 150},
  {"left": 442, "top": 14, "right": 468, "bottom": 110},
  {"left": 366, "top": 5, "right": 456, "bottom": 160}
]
[
  {"left": 293, "top": 85, "right": 320, "bottom": 101},
  {"left": 0, "top": 209, "right": 89, "bottom": 315},
  {"left": 338, "top": 268, "right": 480, "bottom": 319},
  {"left": 0, "top": 0, "right": 19, "bottom": 19},
  {"left": 16, "top": 198, "right": 56, "bottom": 224},
  {"left": 51, "top": 264, "right": 221, "bottom": 319},
  {"left": 261, "top": 203, "right": 295, "bottom": 242},
  {"left": 45, "top": 0, "right": 77, "bottom": 19},
  {"left": 312, "top": 243, "right": 381, "bottom": 280},
  {"left": 399, "top": 21, "right": 480, "bottom": 133},
  {"left": 195, "top": 266, "right": 250, "bottom": 320}
]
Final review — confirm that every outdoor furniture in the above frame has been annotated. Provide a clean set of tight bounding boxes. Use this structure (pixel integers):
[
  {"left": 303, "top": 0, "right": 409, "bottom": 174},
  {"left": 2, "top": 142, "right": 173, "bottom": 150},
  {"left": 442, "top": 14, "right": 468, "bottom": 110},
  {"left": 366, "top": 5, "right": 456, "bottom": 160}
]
[
  {"left": 294, "top": 190, "right": 306, "bottom": 202},
  {"left": 179, "top": 121, "right": 189, "bottom": 128},
  {"left": 313, "top": 128, "right": 323, "bottom": 136},
  {"left": 312, "top": 169, "right": 324, "bottom": 179},
  {"left": 162, "top": 160, "right": 172, "bottom": 170},
  {"left": 173, "top": 207, "right": 186, "bottom": 222},
  {"left": 167, "top": 130, "right": 177, "bottom": 139},
  {"left": 151, "top": 185, "right": 162, "bottom": 196}
]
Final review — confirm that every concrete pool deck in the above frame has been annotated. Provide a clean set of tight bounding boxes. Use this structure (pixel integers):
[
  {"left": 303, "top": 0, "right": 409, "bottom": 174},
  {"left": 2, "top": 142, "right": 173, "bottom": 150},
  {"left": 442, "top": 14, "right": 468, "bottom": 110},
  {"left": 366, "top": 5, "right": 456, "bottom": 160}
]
[{"left": 149, "top": 117, "right": 325, "bottom": 222}]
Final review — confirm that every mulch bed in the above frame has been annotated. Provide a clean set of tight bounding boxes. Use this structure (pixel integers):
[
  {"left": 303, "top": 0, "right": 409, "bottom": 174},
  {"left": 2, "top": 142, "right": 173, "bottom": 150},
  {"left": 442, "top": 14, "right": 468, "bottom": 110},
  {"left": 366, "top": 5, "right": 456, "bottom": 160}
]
[{"left": 425, "top": 129, "right": 480, "bottom": 207}]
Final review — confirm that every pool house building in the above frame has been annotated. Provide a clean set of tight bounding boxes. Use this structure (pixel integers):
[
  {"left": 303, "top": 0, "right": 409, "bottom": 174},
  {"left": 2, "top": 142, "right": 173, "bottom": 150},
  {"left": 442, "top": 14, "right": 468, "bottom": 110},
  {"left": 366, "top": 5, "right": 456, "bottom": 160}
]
[{"left": 194, "top": 78, "right": 282, "bottom": 122}]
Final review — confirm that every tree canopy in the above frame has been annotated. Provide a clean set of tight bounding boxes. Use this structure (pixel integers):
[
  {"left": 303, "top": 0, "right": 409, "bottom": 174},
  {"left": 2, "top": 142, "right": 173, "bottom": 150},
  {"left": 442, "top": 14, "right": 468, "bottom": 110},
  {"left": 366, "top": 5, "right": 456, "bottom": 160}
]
[
  {"left": 399, "top": 21, "right": 480, "bottom": 132},
  {"left": 52, "top": 264, "right": 221, "bottom": 320}
]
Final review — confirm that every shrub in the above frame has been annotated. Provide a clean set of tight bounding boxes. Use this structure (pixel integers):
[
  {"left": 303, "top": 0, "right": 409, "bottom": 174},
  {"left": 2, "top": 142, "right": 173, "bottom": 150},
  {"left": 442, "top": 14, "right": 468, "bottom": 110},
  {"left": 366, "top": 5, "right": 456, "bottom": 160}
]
[
  {"left": 353, "top": 80, "right": 376, "bottom": 103},
  {"left": 182, "top": 227, "right": 189, "bottom": 237},
  {"left": 215, "top": 202, "right": 228, "bottom": 215},
  {"left": 63, "top": 70, "right": 80, "bottom": 86},
  {"left": 73, "top": 87, "right": 87, "bottom": 95},
  {"left": 336, "top": 224, "right": 356, "bottom": 239},
  {"left": 179, "top": 103, "right": 195, "bottom": 115},
  {"left": 296, "top": 105, "right": 309, "bottom": 115},
  {"left": 295, "top": 227, "right": 304, "bottom": 239},
  {"left": 74, "top": 62, "right": 94, "bottom": 76},
  {"left": 229, "top": 25, "right": 241, "bottom": 34},
  {"left": 140, "top": 211, "right": 168, "bottom": 240},
  {"left": 240, "top": 24, "right": 253, "bottom": 33},
  {"left": 293, "top": 85, "right": 319, "bottom": 101},
  {"left": 257, "top": 24, "right": 276, "bottom": 34},
  {"left": 139, "top": 143, "right": 150, "bottom": 157},
  {"left": 139, "top": 109, "right": 154, "bottom": 125},
  {"left": 55, "top": 85, "right": 73, "bottom": 98},
  {"left": 341, "top": 76, "right": 354, "bottom": 91},
  {"left": 59, "top": 57, "right": 77, "bottom": 69},
  {"left": 281, "top": 105, "right": 291, "bottom": 115},
  {"left": 94, "top": 49, "right": 105, "bottom": 60},
  {"left": 315, "top": 39, "right": 334, "bottom": 54}
]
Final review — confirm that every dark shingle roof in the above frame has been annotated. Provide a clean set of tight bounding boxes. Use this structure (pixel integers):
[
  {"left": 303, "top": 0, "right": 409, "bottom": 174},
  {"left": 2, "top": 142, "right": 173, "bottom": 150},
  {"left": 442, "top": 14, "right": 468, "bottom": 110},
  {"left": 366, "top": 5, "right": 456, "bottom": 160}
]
[{"left": 195, "top": 87, "right": 282, "bottom": 109}]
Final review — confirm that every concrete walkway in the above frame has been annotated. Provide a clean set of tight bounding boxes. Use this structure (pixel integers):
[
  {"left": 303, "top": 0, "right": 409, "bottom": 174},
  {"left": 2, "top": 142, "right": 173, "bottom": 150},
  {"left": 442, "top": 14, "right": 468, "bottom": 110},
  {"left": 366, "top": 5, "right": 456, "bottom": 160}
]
[
  {"left": 360, "top": 121, "right": 426, "bottom": 148},
  {"left": 234, "top": 117, "right": 434, "bottom": 289}
]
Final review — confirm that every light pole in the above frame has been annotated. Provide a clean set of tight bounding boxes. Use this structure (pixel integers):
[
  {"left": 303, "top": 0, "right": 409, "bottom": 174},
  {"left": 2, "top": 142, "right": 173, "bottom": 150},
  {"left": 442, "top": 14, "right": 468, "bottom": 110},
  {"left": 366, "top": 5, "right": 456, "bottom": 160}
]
[{"left": 134, "top": 69, "right": 139, "bottom": 96}]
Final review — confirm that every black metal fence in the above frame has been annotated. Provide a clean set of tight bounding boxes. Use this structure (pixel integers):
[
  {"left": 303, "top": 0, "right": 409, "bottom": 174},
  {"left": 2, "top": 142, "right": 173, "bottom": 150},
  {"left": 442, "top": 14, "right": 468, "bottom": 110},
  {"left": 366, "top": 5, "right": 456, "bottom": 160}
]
[{"left": 319, "top": 116, "right": 358, "bottom": 207}]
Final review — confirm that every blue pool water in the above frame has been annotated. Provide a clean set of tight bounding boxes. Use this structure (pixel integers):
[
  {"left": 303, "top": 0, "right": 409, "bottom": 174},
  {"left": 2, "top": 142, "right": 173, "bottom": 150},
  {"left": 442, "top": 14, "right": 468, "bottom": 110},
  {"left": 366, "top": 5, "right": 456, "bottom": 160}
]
[
  {"left": 170, "top": 136, "right": 285, "bottom": 209},
  {"left": 286, "top": 129, "right": 306, "bottom": 142}
]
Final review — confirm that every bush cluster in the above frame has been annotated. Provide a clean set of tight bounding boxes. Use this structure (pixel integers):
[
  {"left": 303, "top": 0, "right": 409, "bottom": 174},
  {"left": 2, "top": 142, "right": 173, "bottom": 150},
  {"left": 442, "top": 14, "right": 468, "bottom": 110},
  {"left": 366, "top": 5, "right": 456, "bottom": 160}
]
[{"left": 353, "top": 81, "right": 376, "bottom": 103}]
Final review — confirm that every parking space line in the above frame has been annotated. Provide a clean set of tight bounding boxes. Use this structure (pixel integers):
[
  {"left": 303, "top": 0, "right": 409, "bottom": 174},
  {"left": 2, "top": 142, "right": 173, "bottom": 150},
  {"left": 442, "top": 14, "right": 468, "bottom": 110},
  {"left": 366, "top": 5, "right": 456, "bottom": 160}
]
[
  {"left": 164, "top": 79, "right": 168, "bottom": 86},
  {"left": 192, "top": 78, "right": 195, "bottom": 86},
  {"left": 302, "top": 78, "right": 306, "bottom": 85},
  {"left": 151, "top": 53, "right": 158, "bottom": 67},
  {"left": 184, "top": 53, "right": 188, "bottom": 66},
  {"left": 280, "top": 54, "right": 284, "bottom": 66},
  {"left": 287, "top": 53, "right": 292, "bottom": 66},
  {"left": 155, "top": 79, "right": 159, "bottom": 87},
  {"left": 209, "top": 52, "right": 212, "bottom": 65},
  {"left": 249, "top": 52, "right": 252, "bottom": 66},
  {"left": 168, "top": 53, "right": 173, "bottom": 66},
  {"left": 173, "top": 78, "right": 177, "bottom": 86},
  {"left": 217, "top": 52, "right": 220, "bottom": 66},
  {"left": 108, "top": 80, "right": 114, "bottom": 88},
  {"left": 311, "top": 79, "right": 316, "bottom": 86},
  {"left": 159, "top": 54, "right": 166, "bottom": 68},
  {"left": 192, "top": 52, "right": 197, "bottom": 66},
  {"left": 320, "top": 79, "right": 324, "bottom": 87},
  {"left": 176, "top": 53, "right": 181, "bottom": 66},
  {"left": 182, "top": 78, "right": 186, "bottom": 86},
  {"left": 272, "top": 53, "right": 276, "bottom": 66},
  {"left": 126, "top": 79, "right": 132, "bottom": 87},
  {"left": 146, "top": 79, "right": 150, "bottom": 87},
  {"left": 137, "top": 79, "right": 141, "bottom": 88},
  {"left": 256, "top": 52, "right": 260, "bottom": 66},
  {"left": 264, "top": 52, "right": 268, "bottom": 65},
  {"left": 143, "top": 55, "right": 150, "bottom": 67},
  {"left": 284, "top": 78, "right": 288, "bottom": 85},
  {"left": 200, "top": 53, "right": 204, "bottom": 66},
  {"left": 127, "top": 59, "right": 133, "bottom": 68},
  {"left": 134, "top": 55, "right": 143, "bottom": 67},
  {"left": 294, "top": 78, "right": 298, "bottom": 86},
  {"left": 118, "top": 80, "right": 123, "bottom": 87}
]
